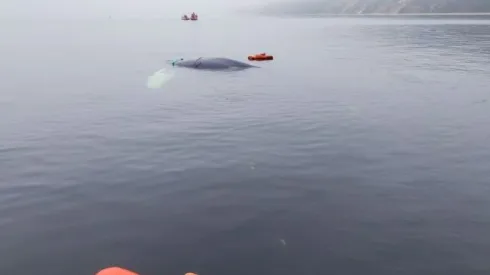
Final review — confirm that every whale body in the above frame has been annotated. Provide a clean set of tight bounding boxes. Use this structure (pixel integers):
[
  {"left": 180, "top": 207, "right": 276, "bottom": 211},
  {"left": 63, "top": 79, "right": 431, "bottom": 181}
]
[{"left": 174, "top": 57, "right": 258, "bottom": 71}]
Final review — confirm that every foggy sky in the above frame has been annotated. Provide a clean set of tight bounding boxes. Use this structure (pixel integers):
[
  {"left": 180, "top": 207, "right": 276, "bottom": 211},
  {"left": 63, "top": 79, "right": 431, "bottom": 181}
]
[{"left": 0, "top": 0, "right": 267, "bottom": 19}]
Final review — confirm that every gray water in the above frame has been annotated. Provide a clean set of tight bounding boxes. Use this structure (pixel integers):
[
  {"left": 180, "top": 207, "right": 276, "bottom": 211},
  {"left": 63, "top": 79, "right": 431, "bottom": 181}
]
[{"left": 1, "top": 14, "right": 490, "bottom": 275}]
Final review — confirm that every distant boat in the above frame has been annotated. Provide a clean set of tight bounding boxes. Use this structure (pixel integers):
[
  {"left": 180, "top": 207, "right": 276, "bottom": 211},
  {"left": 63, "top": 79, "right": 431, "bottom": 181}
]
[{"left": 181, "top": 12, "right": 198, "bottom": 21}]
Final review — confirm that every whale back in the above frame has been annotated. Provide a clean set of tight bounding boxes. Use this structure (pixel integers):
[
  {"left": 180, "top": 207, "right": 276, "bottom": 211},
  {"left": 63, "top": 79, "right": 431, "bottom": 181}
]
[{"left": 175, "top": 57, "right": 257, "bottom": 70}]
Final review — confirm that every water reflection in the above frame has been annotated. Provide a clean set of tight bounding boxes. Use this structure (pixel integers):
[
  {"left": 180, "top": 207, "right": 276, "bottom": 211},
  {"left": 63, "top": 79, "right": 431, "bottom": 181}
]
[{"left": 350, "top": 18, "right": 490, "bottom": 73}]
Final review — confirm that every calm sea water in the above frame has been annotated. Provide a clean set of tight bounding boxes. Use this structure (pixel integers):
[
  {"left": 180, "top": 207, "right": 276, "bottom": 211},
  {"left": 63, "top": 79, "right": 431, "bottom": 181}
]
[{"left": 1, "top": 14, "right": 490, "bottom": 275}]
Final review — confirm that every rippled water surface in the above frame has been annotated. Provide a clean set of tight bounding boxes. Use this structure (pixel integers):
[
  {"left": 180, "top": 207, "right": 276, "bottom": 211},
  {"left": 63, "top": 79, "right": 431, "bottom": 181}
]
[{"left": 1, "top": 15, "right": 490, "bottom": 275}]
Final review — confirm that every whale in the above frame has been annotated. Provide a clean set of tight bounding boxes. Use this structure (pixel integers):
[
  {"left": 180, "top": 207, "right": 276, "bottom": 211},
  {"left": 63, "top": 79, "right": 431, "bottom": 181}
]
[{"left": 173, "top": 57, "right": 258, "bottom": 71}]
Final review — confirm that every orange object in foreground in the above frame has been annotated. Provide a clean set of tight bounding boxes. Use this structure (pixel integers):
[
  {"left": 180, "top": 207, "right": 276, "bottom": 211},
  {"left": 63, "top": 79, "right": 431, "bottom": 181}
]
[
  {"left": 248, "top": 53, "right": 273, "bottom": 61},
  {"left": 96, "top": 267, "right": 198, "bottom": 275},
  {"left": 96, "top": 267, "right": 139, "bottom": 275}
]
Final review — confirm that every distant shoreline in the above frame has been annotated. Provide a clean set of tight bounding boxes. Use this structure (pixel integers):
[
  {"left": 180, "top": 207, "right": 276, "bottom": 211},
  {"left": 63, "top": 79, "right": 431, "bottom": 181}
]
[
  {"left": 255, "top": 10, "right": 490, "bottom": 17},
  {"left": 262, "top": 12, "right": 490, "bottom": 16},
  {"left": 317, "top": 13, "right": 490, "bottom": 16}
]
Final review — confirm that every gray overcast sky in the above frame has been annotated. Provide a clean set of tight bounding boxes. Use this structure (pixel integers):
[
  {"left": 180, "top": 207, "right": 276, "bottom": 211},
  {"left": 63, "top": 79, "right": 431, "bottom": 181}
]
[{"left": 0, "top": 0, "right": 269, "bottom": 19}]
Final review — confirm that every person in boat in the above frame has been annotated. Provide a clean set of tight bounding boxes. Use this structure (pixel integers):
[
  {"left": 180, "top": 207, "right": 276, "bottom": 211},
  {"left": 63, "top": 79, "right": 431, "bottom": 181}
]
[
  {"left": 191, "top": 12, "right": 197, "bottom": 19},
  {"left": 182, "top": 14, "right": 189, "bottom": 20}
]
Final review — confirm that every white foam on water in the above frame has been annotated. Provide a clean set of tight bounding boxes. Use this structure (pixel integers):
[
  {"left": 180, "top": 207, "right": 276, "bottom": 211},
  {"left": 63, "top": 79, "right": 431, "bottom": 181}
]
[{"left": 147, "top": 68, "right": 175, "bottom": 89}]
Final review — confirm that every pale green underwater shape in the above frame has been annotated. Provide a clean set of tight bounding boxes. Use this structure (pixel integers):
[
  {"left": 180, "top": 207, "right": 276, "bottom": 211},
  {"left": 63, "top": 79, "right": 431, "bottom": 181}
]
[{"left": 147, "top": 68, "right": 175, "bottom": 89}]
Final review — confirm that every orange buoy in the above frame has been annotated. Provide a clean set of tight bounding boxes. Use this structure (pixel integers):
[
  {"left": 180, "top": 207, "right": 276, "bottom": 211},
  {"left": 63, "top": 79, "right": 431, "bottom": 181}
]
[
  {"left": 96, "top": 267, "right": 139, "bottom": 275},
  {"left": 248, "top": 53, "right": 273, "bottom": 61},
  {"left": 97, "top": 267, "right": 198, "bottom": 275}
]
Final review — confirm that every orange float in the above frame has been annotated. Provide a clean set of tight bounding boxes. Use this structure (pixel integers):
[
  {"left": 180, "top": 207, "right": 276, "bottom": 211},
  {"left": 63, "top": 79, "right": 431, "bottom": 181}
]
[
  {"left": 97, "top": 267, "right": 139, "bottom": 275},
  {"left": 248, "top": 53, "right": 273, "bottom": 61},
  {"left": 96, "top": 267, "right": 198, "bottom": 275}
]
